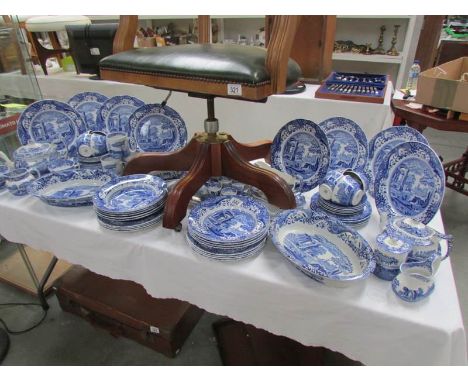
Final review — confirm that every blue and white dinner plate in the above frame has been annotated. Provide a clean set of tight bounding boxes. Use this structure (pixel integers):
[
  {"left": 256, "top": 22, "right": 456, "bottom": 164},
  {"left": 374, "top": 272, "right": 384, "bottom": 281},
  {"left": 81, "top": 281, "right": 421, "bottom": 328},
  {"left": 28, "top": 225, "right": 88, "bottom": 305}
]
[
  {"left": 93, "top": 174, "right": 167, "bottom": 215},
  {"left": 17, "top": 100, "right": 87, "bottom": 150},
  {"left": 374, "top": 141, "right": 445, "bottom": 224},
  {"left": 99, "top": 96, "right": 145, "bottom": 134},
  {"left": 128, "top": 103, "right": 187, "bottom": 152},
  {"left": 368, "top": 126, "right": 429, "bottom": 196},
  {"left": 98, "top": 212, "right": 163, "bottom": 232},
  {"left": 29, "top": 169, "right": 114, "bottom": 207},
  {"left": 271, "top": 119, "right": 329, "bottom": 192},
  {"left": 318, "top": 117, "right": 368, "bottom": 172},
  {"left": 68, "top": 92, "right": 108, "bottom": 131},
  {"left": 188, "top": 195, "right": 270, "bottom": 244},
  {"left": 270, "top": 209, "right": 375, "bottom": 287}
]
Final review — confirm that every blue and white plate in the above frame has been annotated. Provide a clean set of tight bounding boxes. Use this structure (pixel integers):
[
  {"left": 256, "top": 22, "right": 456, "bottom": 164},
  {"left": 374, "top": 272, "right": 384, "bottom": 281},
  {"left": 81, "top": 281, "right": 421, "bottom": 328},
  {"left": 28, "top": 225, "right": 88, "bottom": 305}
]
[
  {"left": 99, "top": 96, "right": 145, "bottom": 134},
  {"left": 318, "top": 117, "right": 368, "bottom": 172},
  {"left": 374, "top": 142, "right": 445, "bottom": 224},
  {"left": 93, "top": 174, "right": 167, "bottom": 215},
  {"left": 17, "top": 100, "right": 87, "bottom": 150},
  {"left": 29, "top": 169, "right": 114, "bottom": 207},
  {"left": 368, "top": 126, "right": 429, "bottom": 196},
  {"left": 270, "top": 209, "right": 375, "bottom": 287},
  {"left": 271, "top": 119, "right": 329, "bottom": 192},
  {"left": 128, "top": 103, "right": 187, "bottom": 152},
  {"left": 68, "top": 92, "right": 108, "bottom": 131},
  {"left": 188, "top": 195, "right": 270, "bottom": 244}
]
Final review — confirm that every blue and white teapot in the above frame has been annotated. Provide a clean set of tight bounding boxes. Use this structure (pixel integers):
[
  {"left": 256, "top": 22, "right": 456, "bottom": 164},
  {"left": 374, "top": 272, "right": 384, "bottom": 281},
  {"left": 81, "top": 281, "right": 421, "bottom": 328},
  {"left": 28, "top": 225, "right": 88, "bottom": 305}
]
[{"left": 385, "top": 216, "right": 452, "bottom": 272}]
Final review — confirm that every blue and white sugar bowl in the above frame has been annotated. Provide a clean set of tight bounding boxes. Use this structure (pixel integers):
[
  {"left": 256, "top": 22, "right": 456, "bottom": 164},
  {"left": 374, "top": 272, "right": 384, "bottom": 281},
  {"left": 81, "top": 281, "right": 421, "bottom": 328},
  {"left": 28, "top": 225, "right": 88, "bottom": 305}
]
[
  {"left": 4, "top": 168, "right": 36, "bottom": 196},
  {"left": 12, "top": 142, "right": 56, "bottom": 176},
  {"left": 373, "top": 231, "right": 412, "bottom": 281},
  {"left": 76, "top": 131, "right": 107, "bottom": 158}
]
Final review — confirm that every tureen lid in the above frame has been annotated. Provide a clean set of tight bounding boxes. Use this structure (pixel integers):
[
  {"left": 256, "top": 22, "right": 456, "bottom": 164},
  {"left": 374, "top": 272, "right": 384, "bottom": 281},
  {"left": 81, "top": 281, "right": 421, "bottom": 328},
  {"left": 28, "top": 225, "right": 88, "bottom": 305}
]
[
  {"left": 376, "top": 232, "right": 411, "bottom": 254},
  {"left": 13, "top": 142, "right": 53, "bottom": 160}
]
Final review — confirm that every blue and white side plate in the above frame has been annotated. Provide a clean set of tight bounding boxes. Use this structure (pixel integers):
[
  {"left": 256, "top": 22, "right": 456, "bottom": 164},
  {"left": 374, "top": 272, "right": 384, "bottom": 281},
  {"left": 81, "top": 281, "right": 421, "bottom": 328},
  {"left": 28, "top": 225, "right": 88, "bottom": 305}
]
[
  {"left": 271, "top": 119, "right": 329, "bottom": 192},
  {"left": 17, "top": 100, "right": 87, "bottom": 150},
  {"left": 318, "top": 117, "right": 368, "bottom": 172},
  {"left": 270, "top": 209, "right": 375, "bottom": 287},
  {"left": 29, "top": 169, "right": 114, "bottom": 207},
  {"left": 374, "top": 142, "right": 445, "bottom": 224},
  {"left": 128, "top": 103, "right": 187, "bottom": 152},
  {"left": 99, "top": 96, "right": 145, "bottom": 134},
  {"left": 188, "top": 195, "right": 270, "bottom": 244},
  {"left": 68, "top": 92, "right": 108, "bottom": 131},
  {"left": 93, "top": 174, "right": 167, "bottom": 215}
]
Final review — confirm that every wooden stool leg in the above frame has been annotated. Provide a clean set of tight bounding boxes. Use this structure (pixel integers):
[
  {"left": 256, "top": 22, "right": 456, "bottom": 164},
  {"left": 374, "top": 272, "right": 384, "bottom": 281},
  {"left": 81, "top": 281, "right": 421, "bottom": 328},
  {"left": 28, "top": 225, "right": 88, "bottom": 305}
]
[
  {"left": 123, "top": 136, "right": 202, "bottom": 175},
  {"left": 163, "top": 142, "right": 213, "bottom": 229},
  {"left": 221, "top": 141, "right": 296, "bottom": 209},
  {"left": 229, "top": 137, "right": 272, "bottom": 163},
  {"left": 30, "top": 32, "right": 48, "bottom": 75}
]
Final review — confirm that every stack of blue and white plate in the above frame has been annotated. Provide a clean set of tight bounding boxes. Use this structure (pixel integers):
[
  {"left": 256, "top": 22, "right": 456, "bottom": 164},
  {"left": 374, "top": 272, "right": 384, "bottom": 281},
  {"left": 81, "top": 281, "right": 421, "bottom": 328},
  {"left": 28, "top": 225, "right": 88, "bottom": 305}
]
[
  {"left": 93, "top": 174, "right": 167, "bottom": 231},
  {"left": 310, "top": 192, "right": 371, "bottom": 228},
  {"left": 187, "top": 195, "right": 270, "bottom": 261},
  {"left": 78, "top": 154, "right": 104, "bottom": 170}
]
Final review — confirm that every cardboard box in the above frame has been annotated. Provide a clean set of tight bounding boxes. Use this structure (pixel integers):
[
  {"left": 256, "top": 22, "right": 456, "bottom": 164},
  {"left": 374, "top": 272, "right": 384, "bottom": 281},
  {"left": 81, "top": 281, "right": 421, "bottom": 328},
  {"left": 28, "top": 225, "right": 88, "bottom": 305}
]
[{"left": 416, "top": 57, "right": 468, "bottom": 113}]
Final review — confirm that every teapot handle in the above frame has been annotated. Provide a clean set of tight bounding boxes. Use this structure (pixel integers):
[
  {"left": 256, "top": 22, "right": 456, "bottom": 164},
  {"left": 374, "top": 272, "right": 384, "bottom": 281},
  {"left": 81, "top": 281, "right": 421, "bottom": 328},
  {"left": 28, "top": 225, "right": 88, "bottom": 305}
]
[{"left": 437, "top": 233, "right": 453, "bottom": 261}]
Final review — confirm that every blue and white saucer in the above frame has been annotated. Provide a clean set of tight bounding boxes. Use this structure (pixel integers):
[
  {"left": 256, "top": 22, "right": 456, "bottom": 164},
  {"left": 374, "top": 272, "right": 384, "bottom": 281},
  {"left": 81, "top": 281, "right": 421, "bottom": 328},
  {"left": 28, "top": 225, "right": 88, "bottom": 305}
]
[
  {"left": 17, "top": 100, "right": 87, "bottom": 150},
  {"left": 128, "top": 103, "right": 187, "bottom": 152},
  {"left": 29, "top": 169, "right": 114, "bottom": 207},
  {"left": 269, "top": 209, "right": 375, "bottom": 287},
  {"left": 318, "top": 117, "right": 368, "bottom": 172},
  {"left": 68, "top": 92, "right": 108, "bottom": 131},
  {"left": 271, "top": 119, "right": 329, "bottom": 192},
  {"left": 374, "top": 141, "right": 445, "bottom": 224},
  {"left": 99, "top": 96, "right": 145, "bottom": 134}
]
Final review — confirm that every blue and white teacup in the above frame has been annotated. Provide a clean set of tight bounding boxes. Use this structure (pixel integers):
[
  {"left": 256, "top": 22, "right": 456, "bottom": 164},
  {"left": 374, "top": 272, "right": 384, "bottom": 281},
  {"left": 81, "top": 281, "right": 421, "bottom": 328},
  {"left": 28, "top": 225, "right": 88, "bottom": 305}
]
[
  {"left": 319, "top": 169, "right": 343, "bottom": 201},
  {"left": 100, "top": 154, "right": 123, "bottom": 176},
  {"left": 106, "top": 132, "right": 130, "bottom": 160},
  {"left": 331, "top": 170, "right": 365, "bottom": 207},
  {"left": 76, "top": 131, "right": 108, "bottom": 158},
  {"left": 391, "top": 261, "right": 436, "bottom": 303}
]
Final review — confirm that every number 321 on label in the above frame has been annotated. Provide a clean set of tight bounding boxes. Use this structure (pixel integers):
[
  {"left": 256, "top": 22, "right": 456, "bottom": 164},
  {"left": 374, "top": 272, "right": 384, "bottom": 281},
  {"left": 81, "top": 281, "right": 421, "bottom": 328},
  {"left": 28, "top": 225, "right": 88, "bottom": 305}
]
[{"left": 227, "top": 84, "right": 242, "bottom": 96}]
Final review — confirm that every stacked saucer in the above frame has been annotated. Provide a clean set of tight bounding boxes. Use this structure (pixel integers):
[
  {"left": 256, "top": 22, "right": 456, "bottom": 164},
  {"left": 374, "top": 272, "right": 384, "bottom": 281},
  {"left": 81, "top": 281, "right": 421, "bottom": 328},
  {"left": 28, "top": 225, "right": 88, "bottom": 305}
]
[
  {"left": 310, "top": 192, "right": 371, "bottom": 228},
  {"left": 78, "top": 154, "right": 104, "bottom": 170},
  {"left": 93, "top": 174, "right": 167, "bottom": 231},
  {"left": 187, "top": 195, "right": 270, "bottom": 261}
]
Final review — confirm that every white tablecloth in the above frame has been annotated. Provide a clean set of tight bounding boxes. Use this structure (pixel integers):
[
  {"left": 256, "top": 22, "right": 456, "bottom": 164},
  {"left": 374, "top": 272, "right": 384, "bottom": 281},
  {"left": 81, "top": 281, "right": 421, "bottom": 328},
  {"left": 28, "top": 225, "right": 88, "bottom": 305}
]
[{"left": 0, "top": 188, "right": 466, "bottom": 366}]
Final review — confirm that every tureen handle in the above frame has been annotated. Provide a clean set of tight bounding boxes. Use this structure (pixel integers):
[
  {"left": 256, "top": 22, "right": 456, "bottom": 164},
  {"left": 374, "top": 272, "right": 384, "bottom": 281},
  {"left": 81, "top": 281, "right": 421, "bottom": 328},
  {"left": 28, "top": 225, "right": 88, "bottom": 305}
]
[{"left": 0, "top": 151, "right": 14, "bottom": 168}]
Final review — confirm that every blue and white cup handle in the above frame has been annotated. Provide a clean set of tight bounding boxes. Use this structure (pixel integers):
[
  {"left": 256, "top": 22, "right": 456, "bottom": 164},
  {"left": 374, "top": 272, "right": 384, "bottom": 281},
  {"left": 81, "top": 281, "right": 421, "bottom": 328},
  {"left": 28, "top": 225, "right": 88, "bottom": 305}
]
[{"left": 438, "top": 233, "right": 453, "bottom": 261}]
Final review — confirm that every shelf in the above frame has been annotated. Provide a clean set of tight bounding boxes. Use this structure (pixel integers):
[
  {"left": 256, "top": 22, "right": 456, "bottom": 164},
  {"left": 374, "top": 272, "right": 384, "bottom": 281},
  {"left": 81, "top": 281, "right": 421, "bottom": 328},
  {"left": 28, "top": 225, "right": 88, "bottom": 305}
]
[
  {"left": 332, "top": 52, "right": 403, "bottom": 64},
  {"left": 337, "top": 15, "right": 411, "bottom": 19}
]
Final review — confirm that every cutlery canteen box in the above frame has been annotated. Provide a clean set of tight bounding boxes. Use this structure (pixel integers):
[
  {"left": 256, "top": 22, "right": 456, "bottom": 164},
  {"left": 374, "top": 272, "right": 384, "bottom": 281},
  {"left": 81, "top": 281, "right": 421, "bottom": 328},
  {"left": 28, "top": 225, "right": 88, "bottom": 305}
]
[{"left": 55, "top": 265, "right": 203, "bottom": 358}]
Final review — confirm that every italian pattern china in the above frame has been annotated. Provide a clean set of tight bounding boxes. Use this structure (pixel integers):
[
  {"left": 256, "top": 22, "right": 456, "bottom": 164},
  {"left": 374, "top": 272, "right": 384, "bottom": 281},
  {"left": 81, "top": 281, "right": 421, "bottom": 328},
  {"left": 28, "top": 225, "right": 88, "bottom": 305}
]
[
  {"left": 318, "top": 117, "right": 368, "bottom": 172},
  {"left": 270, "top": 119, "right": 329, "bottom": 192},
  {"left": 99, "top": 96, "right": 145, "bottom": 134},
  {"left": 374, "top": 141, "right": 445, "bottom": 224},
  {"left": 392, "top": 261, "right": 436, "bottom": 302},
  {"left": 373, "top": 230, "right": 412, "bottom": 281},
  {"left": 187, "top": 195, "right": 270, "bottom": 261},
  {"left": 68, "top": 92, "right": 109, "bottom": 131},
  {"left": 270, "top": 209, "right": 375, "bottom": 287},
  {"left": 29, "top": 169, "right": 114, "bottom": 207},
  {"left": 128, "top": 103, "right": 187, "bottom": 153},
  {"left": 5, "top": 168, "right": 36, "bottom": 196},
  {"left": 17, "top": 100, "right": 87, "bottom": 150},
  {"left": 367, "top": 126, "right": 429, "bottom": 196}
]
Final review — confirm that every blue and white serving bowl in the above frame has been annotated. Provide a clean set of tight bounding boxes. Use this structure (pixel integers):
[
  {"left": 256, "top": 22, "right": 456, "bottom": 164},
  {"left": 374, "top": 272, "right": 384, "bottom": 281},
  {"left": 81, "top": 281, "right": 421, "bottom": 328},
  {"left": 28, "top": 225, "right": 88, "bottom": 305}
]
[
  {"left": 5, "top": 168, "right": 36, "bottom": 196},
  {"left": 270, "top": 209, "right": 375, "bottom": 287}
]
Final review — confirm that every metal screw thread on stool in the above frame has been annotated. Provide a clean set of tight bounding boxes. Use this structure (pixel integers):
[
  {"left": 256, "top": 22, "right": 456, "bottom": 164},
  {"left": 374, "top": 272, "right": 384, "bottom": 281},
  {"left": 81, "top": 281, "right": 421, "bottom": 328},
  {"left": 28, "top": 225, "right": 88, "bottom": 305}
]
[{"left": 204, "top": 97, "right": 219, "bottom": 135}]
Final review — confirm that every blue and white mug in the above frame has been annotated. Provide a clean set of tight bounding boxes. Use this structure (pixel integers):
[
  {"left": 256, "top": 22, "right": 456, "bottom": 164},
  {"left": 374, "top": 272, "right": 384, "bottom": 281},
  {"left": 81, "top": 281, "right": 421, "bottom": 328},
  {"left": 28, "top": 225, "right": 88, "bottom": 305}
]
[
  {"left": 106, "top": 132, "right": 130, "bottom": 160},
  {"left": 331, "top": 170, "right": 365, "bottom": 206}
]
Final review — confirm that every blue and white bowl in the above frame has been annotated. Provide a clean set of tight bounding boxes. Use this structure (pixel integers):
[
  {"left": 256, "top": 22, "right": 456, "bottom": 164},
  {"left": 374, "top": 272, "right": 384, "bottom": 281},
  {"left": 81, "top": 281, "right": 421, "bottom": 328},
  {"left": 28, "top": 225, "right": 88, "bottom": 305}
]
[
  {"left": 392, "top": 261, "right": 435, "bottom": 302},
  {"left": 48, "top": 158, "right": 80, "bottom": 174},
  {"left": 5, "top": 168, "right": 36, "bottom": 196}
]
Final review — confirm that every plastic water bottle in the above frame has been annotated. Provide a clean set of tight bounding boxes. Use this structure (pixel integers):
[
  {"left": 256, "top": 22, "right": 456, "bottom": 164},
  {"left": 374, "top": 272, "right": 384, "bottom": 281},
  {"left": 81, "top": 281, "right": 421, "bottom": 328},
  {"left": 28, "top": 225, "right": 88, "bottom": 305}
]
[{"left": 406, "top": 60, "right": 421, "bottom": 91}]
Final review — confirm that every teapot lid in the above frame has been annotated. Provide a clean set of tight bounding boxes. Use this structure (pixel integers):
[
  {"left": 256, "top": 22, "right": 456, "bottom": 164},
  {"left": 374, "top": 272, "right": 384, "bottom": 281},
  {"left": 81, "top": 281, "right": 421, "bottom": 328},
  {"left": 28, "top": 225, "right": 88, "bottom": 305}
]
[
  {"left": 376, "top": 232, "right": 411, "bottom": 254},
  {"left": 389, "top": 217, "right": 435, "bottom": 240},
  {"left": 13, "top": 142, "right": 53, "bottom": 160}
]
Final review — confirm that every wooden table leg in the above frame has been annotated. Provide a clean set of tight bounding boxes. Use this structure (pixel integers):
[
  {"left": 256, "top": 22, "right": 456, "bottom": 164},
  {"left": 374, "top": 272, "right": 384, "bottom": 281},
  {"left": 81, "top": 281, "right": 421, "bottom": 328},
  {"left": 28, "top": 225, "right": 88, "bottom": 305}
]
[{"left": 222, "top": 141, "right": 296, "bottom": 209}]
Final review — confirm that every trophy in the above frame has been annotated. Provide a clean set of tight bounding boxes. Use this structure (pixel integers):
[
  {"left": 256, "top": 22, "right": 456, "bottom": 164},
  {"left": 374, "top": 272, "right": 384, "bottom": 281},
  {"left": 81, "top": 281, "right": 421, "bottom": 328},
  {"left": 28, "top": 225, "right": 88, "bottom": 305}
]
[
  {"left": 387, "top": 25, "right": 401, "bottom": 56},
  {"left": 374, "top": 25, "right": 386, "bottom": 54}
]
